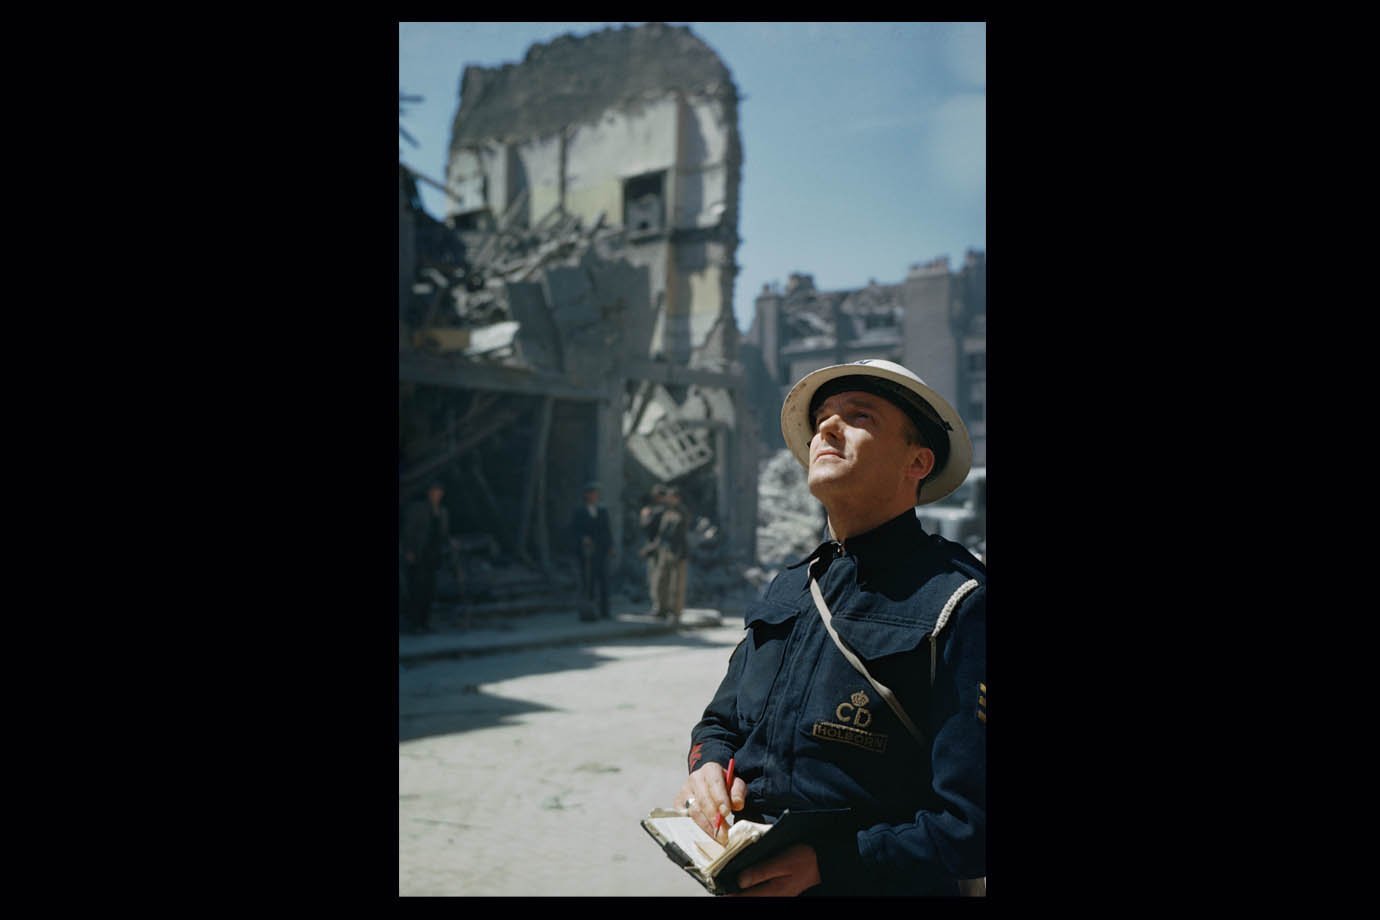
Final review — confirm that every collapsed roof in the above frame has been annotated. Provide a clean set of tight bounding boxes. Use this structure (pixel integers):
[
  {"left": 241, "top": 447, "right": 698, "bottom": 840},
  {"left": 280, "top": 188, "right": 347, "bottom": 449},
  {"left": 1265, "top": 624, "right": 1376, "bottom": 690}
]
[{"left": 449, "top": 22, "right": 737, "bottom": 150}]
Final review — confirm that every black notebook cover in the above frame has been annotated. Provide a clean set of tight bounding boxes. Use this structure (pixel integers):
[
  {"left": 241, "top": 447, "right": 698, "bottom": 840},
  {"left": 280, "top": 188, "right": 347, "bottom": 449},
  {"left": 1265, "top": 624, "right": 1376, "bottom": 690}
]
[{"left": 642, "top": 807, "right": 853, "bottom": 895}]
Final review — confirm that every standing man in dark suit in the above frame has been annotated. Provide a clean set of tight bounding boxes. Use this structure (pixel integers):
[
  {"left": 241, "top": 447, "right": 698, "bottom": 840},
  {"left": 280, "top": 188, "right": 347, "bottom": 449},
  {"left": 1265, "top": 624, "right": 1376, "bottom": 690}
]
[
  {"left": 570, "top": 480, "right": 613, "bottom": 621},
  {"left": 401, "top": 480, "right": 453, "bottom": 634}
]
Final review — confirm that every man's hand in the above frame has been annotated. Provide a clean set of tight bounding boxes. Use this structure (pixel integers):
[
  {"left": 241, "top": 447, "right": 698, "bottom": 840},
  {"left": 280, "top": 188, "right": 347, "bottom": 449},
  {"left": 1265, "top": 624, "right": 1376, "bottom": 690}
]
[
  {"left": 730, "top": 843, "right": 821, "bottom": 897},
  {"left": 673, "top": 762, "right": 746, "bottom": 845}
]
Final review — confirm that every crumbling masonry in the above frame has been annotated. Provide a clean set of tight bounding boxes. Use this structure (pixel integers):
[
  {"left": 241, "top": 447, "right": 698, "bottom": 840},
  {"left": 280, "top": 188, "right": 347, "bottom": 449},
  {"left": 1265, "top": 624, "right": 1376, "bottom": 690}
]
[
  {"left": 398, "top": 23, "right": 759, "bottom": 614},
  {"left": 740, "top": 252, "right": 987, "bottom": 468}
]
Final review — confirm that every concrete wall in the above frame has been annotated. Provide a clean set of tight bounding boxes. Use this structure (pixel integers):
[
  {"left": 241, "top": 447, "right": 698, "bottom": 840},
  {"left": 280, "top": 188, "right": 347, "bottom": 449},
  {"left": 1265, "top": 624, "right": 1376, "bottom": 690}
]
[
  {"left": 551, "top": 92, "right": 734, "bottom": 233},
  {"left": 534, "top": 92, "right": 738, "bottom": 366},
  {"left": 962, "top": 334, "right": 986, "bottom": 467},
  {"left": 448, "top": 142, "right": 528, "bottom": 223},
  {"left": 445, "top": 148, "right": 489, "bottom": 216},
  {"left": 449, "top": 88, "right": 739, "bottom": 366},
  {"left": 667, "top": 239, "right": 733, "bottom": 364},
  {"left": 672, "top": 95, "right": 734, "bottom": 230},
  {"left": 752, "top": 291, "right": 781, "bottom": 384},
  {"left": 452, "top": 94, "right": 685, "bottom": 231},
  {"left": 901, "top": 269, "right": 960, "bottom": 408},
  {"left": 595, "top": 378, "right": 626, "bottom": 567},
  {"left": 521, "top": 133, "right": 567, "bottom": 225},
  {"left": 563, "top": 96, "right": 680, "bottom": 227}
]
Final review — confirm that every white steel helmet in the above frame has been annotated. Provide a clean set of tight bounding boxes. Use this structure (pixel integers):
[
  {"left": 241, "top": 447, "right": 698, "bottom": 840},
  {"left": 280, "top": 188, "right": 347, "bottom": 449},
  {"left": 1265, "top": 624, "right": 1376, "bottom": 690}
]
[{"left": 779, "top": 358, "right": 973, "bottom": 506}]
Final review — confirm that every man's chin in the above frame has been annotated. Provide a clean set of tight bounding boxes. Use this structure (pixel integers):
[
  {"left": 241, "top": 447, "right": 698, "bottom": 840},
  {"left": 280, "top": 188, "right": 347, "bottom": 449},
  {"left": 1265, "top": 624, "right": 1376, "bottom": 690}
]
[{"left": 807, "top": 467, "right": 846, "bottom": 498}]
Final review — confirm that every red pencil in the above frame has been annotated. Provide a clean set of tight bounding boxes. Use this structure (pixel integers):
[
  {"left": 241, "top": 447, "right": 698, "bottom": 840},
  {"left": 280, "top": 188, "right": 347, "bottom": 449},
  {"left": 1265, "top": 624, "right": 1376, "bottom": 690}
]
[{"left": 715, "top": 757, "right": 736, "bottom": 837}]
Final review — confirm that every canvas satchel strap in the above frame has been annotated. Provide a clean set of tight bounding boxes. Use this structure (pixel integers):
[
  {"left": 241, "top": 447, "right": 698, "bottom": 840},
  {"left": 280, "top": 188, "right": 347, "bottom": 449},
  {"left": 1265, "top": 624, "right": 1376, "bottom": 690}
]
[
  {"left": 808, "top": 563, "right": 927, "bottom": 747},
  {"left": 809, "top": 558, "right": 987, "bottom": 898}
]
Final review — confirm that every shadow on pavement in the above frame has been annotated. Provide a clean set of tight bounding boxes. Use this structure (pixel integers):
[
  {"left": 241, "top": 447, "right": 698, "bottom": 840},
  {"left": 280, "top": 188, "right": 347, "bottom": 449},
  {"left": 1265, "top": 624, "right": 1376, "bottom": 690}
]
[
  {"left": 399, "top": 688, "right": 558, "bottom": 741},
  {"left": 398, "top": 627, "right": 743, "bottom": 744}
]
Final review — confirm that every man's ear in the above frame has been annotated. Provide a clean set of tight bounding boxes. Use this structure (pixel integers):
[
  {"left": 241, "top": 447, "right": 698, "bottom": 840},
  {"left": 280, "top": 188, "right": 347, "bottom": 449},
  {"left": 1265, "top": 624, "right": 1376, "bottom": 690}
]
[{"left": 906, "top": 446, "right": 936, "bottom": 485}]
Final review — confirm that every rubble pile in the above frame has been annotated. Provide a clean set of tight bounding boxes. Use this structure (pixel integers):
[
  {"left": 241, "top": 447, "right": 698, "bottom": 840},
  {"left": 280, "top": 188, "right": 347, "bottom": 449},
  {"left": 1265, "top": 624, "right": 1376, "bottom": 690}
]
[
  {"left": 753, "top": 447, "right": 824, "bottom": 569},
  {"left": 460, "top": 207, "right": 604, "bottom": 302},
  {"left": 431, "top": 541, "right": 587, "bottom": 628},
  {"left": 720, "top": 448, "right": 825, "bottom": 596},
  {"left": 407, "top": 203, "right": 625, "bottom": 369},
  {"left": 839, "top": 282, "right": 905, "bottom": 346}
]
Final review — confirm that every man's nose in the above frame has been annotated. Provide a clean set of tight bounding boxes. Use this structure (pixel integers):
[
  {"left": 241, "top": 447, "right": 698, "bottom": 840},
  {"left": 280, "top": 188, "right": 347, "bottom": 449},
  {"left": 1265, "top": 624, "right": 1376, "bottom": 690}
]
[{"left": 815, "top": 412, "right": 845, "bottom": 440}]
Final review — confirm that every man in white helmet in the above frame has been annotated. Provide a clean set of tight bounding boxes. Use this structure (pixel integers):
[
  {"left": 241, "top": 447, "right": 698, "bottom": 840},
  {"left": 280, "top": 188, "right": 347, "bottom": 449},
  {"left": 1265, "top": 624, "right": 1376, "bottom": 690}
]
[{"left": 672, "top": 359, "right": 986, "bottom": 897}]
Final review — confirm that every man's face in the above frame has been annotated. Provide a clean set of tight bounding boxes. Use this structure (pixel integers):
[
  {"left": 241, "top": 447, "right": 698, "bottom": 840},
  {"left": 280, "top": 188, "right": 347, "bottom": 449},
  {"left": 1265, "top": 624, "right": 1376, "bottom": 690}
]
[
  {"left": 585, "top": 489, "right": 599, "bottom": 504},
  {"left": 428, "top": 486, "right": 445, "bottom": 506},
  {"left": 807, "top": 390, "right": 930, "bottom": 506}
]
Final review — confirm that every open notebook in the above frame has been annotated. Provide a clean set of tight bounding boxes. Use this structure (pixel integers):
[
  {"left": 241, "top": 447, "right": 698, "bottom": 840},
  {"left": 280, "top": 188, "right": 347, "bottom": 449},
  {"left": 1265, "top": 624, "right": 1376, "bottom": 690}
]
[{"left": 640, "top": 807, "right": 851, "bottom": 895}]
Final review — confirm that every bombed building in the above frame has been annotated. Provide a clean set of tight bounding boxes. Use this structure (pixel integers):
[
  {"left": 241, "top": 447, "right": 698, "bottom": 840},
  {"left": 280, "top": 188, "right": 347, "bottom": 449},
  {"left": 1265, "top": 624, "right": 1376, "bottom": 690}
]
[
  {"left": 398, "top": 23, "right": 759, "bottom": 613},
  {"left": 741, "top": 250, "right": 987, "bottom": 467},
  {"left": 740, "top": 251, "right": 987, "bottom": 555}
]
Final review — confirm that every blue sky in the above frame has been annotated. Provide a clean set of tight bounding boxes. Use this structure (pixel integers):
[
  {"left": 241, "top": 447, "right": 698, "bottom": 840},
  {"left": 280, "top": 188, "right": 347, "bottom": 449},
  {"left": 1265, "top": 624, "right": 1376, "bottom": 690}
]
[{"left": 398, "top": 21, "right": 985, "bottom": 335}]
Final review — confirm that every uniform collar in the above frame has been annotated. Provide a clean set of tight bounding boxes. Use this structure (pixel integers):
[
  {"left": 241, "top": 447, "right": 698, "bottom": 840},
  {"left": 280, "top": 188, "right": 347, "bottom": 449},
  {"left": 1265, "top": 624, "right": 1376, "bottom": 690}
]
[{"left": 786, "top": 509, "right": 926, "bottom": 574}]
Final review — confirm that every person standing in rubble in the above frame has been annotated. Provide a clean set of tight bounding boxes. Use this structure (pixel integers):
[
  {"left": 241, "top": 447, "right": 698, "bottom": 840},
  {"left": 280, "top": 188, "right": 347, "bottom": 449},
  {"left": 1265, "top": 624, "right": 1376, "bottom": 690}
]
[
  {"left": 401, "top": 480, "right": 454, "bottom": 634},
  {"left": 671, "top": 359, "right": 986, "bottom": 896},
  {"left": 570, "top": 481, "right": 613, "bottom": 621},
  {"left": 651, "top": 486, "right": 689, "bottom": 622},
  {"left": 638, "top": 484, "right": 669, "bottom": 615}
]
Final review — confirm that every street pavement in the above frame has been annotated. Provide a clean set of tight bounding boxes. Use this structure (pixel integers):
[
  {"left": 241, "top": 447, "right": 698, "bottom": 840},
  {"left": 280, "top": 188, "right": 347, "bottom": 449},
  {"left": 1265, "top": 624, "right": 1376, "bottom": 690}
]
[
  {"left": 399, "top": 603, "right": 728, "bottom": 664},
  {"left": 398, "top": 597, "right": 750, "bottom": 897}
]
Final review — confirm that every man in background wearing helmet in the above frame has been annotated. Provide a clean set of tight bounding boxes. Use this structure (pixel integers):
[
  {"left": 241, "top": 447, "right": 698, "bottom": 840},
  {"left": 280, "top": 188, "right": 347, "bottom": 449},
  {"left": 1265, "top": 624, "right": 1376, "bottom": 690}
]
[
  {"left": 638, "top": 483, "right": 669, "bottom": 615},
  {"left": 672, "top": 359, "right": 986, "bottom": 897},
  {"left": 650, "top": 486, "right": 689, "bottom": 622}
]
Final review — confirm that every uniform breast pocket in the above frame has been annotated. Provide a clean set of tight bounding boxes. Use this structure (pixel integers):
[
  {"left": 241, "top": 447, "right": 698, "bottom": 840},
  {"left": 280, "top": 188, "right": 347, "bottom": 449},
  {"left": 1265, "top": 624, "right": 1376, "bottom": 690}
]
[
  {"left": 803, "top": 614, "right": 933, "bottom": 753},
  {"left": 737, "top": 599, "right": 800, "bottom": 725}
]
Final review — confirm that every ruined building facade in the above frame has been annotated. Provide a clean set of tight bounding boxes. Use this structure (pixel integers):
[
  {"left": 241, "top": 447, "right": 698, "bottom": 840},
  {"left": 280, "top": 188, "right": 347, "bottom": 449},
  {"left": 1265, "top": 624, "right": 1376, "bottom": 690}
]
[
  {"left": 444, "top": 24, "right": 743, "bottom": 368},
  {"left": 742, "top": 250, "right": 987, "bottom": 469},
  {"left": 398, "top": 24, "right": 758, "bottom": 608}
]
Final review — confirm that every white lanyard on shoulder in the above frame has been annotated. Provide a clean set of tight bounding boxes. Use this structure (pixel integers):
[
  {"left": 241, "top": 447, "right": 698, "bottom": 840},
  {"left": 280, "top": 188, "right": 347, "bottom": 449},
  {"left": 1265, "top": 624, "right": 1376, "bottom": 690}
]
[{"left": 807, "top": 556, "right": 979, "bottom": 745}]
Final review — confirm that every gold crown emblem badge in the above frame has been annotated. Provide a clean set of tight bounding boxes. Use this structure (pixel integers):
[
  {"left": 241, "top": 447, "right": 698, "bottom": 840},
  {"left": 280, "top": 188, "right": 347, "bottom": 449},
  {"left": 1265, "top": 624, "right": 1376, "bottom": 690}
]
[{"left": 851, "top": 690, "right": 870, "bottom": 708}]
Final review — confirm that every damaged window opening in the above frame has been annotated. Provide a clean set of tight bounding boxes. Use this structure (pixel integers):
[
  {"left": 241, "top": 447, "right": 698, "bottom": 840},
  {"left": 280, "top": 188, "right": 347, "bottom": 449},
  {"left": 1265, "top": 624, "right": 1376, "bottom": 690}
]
[
  {"left": 450, "top": 210, "right": 494, "bottom": 232},
  {"left": 623, "top": 172, "right": 665, "bottom": 234}
]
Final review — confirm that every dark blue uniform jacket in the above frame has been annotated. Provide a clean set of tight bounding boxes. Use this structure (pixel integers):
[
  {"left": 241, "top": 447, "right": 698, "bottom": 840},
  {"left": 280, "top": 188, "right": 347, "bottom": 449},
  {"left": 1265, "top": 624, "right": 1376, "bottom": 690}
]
[{"left": 689, "top": 510, "right": 986, "bottom": 896}]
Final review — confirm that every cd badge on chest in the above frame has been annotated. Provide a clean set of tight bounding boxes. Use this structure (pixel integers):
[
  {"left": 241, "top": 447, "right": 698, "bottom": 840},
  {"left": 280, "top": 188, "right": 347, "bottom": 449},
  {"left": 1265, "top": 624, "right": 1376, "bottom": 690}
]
[{"left": 811, "top": 689, "right": 889, "bottom": 754}]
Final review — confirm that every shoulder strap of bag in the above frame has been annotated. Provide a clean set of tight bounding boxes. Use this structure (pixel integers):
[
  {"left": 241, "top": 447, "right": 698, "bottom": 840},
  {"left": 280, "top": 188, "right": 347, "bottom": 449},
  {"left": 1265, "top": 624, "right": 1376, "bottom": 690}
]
[
  {"left": 808, "top": 561, "right": 980, "bottom": 745},
  {"left": 810, "top": 560, "right": 987, "bottom": 897},
  {"left": 808, "top": 563, "right": 927, "bottom": 745}
]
